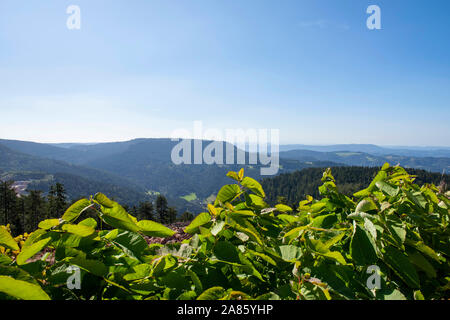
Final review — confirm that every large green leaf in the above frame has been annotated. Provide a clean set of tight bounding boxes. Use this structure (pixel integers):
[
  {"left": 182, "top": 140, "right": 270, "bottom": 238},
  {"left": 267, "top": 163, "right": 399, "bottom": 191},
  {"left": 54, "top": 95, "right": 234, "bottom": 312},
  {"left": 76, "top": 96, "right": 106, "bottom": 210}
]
[
  {"left": 61, "top": 199, "right": 92, "bottom": 223},
  {"left": 311, "top": 214, "right": 337, "bottom": 229},
  {"left": 241, "top": 177, "right": 265, "bottom": 198},
  {"left": 68, "top": 256, "right": 108, "bottom": 277},
  {"left": 113, "top": 230, "right": 148, "bottom": 260},
  {"left": 408, "top": 251, "right": 436, "bottom": 278},
  {"left": 0, "top": 254, "right": 12, "bottom": 265},
  {"left": 137, "top": 220, "right": 175, "bottom": 238},
  {"left": 184, "top": 212, "right": 211, "bottom": 234},
  {"left": 306, "top": 238, "right": 347, "bottom": 265},
  {"left": 245, "top": 194, "right": 268, "bottom": 208},
  {"left": 61, "top": 224, "right": 95, "bottom": 237},
  {"left": 0, "top": 227, "right": 19, "bottom": 251},
  {"left": 16, "top": 237, "right": 52, "bottom": 265},
  {"left": 277, "top": 245, "right": 302, "bottom": 262},
  {"left": 214, "top": 184, "right": 241, "bottom": 205},
  {"left": 275, "top": 204, "right": 293, "bottom": 213},
  {"left": 354, "top": 170, "right": 387, "bottom": 197},
  {"left": 0, "top": 276, "right": 50, "bottom": 300},
  {"left": 386, "top": 215, "right": 406, "bottom": 246},
  {"left": 99, "top": 201, "right": 140, "bottom": 232},
  {"left": 355, "top": 199, "right": 377, "bottom": 213},
  {"left": 93, "top": 192, "right": 115, "bottom": 208},
  {"left": 350, "top": 223, "right": 377, "bottom": 265},
  {"left": 213, "top": 241, "right": 241, "bottom": 264},
  {"left": 375, "top": 181, "right": 399, "bottom": 197},
  {"left": 382, "top": 246, "right": 420, "bottom": 288},
  {"left": 38, "top": 219, "right": 61, "bottom": 230}
]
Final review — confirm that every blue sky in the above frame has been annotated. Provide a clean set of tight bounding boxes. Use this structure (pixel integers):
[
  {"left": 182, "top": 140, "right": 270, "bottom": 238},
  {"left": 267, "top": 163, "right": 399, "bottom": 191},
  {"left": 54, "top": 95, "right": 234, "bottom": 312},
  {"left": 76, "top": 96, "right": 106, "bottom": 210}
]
[{"left": 0, "top": 0, "right": 449, "bottom": 145}]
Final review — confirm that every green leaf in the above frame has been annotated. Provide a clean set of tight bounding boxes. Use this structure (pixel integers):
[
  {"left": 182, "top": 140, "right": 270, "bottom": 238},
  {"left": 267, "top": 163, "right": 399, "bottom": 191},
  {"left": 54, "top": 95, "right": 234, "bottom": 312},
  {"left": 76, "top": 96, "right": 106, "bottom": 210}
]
[
  {"left": 22, "top": 229, "right": 47, "bottom": 248},
  {"left": 0, "top": 265, "right": 39, "bottom": 285},
  {"left": 408, "top": 251, "right": 436, "bottom": 278},
  {"left": 0, "top": 227, "right": 19, "bottom": 251},
  {"left": 184, "top": 212, "right": 211, "bottom": 234},
  {"left": 347, "top": 212, "right": 375, "bottom": 222},
  {"left": 321, "top": 251, "right": 347, "bottom": 265},
  {"left": 229, "top": 210, "right": 256, "bottom": 218},
  {"left": 241, "top": 177, "right": 265, "bottom": 198},
  {"left": 213, "top": 241, "right": 241, "bottom": 264},
  {"left": 375, "top": 181, "right": 399, "bottom": 197},
  {"left": 211, "top": 221, "right": 226, "bottom": 236},
  {"left": 137, "top": 220, "right": 175, "bottom": 238},
  {"left": 226, "top": 171, "right": 240, "bottom": 182},
  {"left": 283, "top": 226, "right": 308, "bottom": 239},
  {"left": 226, "top": 216, "right": 263, "bottom": 245},
  {"left": 382, "top": 246, "right": 420, "bottom": 289},
  {"left": 350, "top": 223, "right": 377, "bottom": 265},
  {"left": 238, "top": 168, "right": 244, "bottom": 180},
  {"left": 0, "top": 276, "right": 50, "bottom": 300},
  {"left": 61, "top": 224, "right": 95, "bottom": 237},
  {"left": 311, "top": 214, "right": 337, "bottom": 229},
  {"left": 78, "top": 218, "right": 97, "bottom": 229},
  {"left": 354, "top": 170, "right": 387, "bottom": 197},
  {"left": 62, "top": 199, "right": 92, "bottom": 223},
  {"left": 188, "top": 270, "right": 203, "bottom": 295},
  {"left": 247, "top": 250, "right": 277, "bottom": 266},
  {"left": 16, "top": 237, "right": 52, "bottom": 265},
  {"left": 386, "top": 215, "right": 406, "bottom": 245},
  {"left": 245, "top": 194, "right": 268, "bottom": 208},
  {"left": 100, "top": 203, "right": 140, "bottom": 232},
  {"left": 355, "top": 199, "right": 377, "bottom": 213},
  {"left": 214, "top": 184, "right": 241, "bottom": 205},
  {"left": 93, "top": 192, "right": 115, "bottom": 208},
  {"left": 310, "top": 202, "right": 327, "bottom": 213},
  {"left": 306, "top": 238, "right": 347, "bottom": 264},
  {"left": 414, "top": 290, "right": 425, "bottom": 300},
  {"left": 197, "top": 287, "right": 226, "bottom": 300},
  {"left": 363, "top": 218, "right": 377, "bottom": 241},
  {"left": 152, "top": 255, "right": 177, "bottom": 276},
  {"left": 123, "top": 264, "right": 152, "bottom": 281},
  {"left": 113, "top": 230, "right": 148, "bottom": 260},
  {"left": 0, "top": 254, "right": 12, "bottom": 265},
  {"left": 323, "top": 232, "right": 346, "bottom": 249},
  {"left": 68, "top": 256, "right": 108, "bottom": 277},
  {"left": 275, "top": 204, "right": 292, "bottom": 212},
  {"left": 277, "top": 245, "right": 302, "bottom": 262},
  {"left": 405, "top": 240, "right": 440, "bottom": 263},
  {"left": 376, "top": 288, "right": 407, "bottom": 300},
  {"left": 38, "top": 219, "right": 61, "bottom": 230}
]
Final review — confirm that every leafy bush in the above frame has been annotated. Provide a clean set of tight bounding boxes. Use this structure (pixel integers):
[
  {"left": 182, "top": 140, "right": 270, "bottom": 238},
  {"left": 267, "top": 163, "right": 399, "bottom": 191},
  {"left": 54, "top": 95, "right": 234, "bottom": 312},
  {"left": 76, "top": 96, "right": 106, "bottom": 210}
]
[{"left": 0, "top": 164, "right": 449, "bottom": 300}]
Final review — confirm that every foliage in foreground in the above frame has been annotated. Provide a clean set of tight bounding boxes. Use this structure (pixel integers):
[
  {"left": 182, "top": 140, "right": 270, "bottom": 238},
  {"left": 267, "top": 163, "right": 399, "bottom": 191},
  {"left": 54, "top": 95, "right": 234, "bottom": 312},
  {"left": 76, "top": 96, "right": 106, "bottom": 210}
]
[{"left": 0, "top": 163, "right": 449, "bottom": 300}]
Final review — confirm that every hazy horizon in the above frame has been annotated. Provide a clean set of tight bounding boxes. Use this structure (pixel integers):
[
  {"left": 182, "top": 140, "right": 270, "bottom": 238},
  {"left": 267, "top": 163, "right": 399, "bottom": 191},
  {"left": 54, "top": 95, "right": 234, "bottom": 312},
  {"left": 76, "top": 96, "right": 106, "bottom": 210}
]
[{"left": 2, "top": 136, "right": 450, "bottom": 149}]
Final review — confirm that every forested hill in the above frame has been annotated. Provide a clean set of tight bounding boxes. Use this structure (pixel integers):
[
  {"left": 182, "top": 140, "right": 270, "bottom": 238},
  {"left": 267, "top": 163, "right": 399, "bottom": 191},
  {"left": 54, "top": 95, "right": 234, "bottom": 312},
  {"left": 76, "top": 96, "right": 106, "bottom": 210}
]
[
  {"left": 0, "top": 144, "right": 147, "bottom": 205},
  {"left": 279, "top": 149, "right": 450, "bottom": 173},
  {"left": 261, "top": 166, "right": 449, "bottom": 208}
]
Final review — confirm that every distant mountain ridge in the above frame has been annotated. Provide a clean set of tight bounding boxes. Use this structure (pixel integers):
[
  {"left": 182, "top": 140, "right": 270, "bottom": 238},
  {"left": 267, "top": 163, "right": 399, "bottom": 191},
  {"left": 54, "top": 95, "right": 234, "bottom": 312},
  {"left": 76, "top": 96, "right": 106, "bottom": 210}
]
[
  {"left": 279, "top": 143, "right": 450, "bottom": 158},
  {"left": 1, "top": 138, "right": 449, "bottom": 214},
  {"left": 279, "top": 149, "right": 450, "bottom": 173},
  {"left": 0, "top": 138, "right": 338, "bottom": 213}
]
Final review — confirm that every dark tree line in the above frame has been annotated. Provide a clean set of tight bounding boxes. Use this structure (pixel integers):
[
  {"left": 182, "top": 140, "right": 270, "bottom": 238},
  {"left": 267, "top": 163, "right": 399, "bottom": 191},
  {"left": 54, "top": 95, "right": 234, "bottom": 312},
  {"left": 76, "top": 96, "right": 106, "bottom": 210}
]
[
  {"left": 0, "top": 181, "right": 68, "bottom": 236},
  {"left": 0, "top": 180, "right": 194, "bottom": 236},
  {"left": 261, "top": 166, "right": 449, "bottom": 209}
]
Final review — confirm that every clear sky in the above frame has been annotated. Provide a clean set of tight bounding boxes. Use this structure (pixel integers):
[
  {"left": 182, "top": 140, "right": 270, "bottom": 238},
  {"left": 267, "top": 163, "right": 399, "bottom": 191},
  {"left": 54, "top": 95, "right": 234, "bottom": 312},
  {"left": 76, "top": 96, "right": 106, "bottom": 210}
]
[{"left": 0, "top": 0, "right": 449, "bottom": 146}]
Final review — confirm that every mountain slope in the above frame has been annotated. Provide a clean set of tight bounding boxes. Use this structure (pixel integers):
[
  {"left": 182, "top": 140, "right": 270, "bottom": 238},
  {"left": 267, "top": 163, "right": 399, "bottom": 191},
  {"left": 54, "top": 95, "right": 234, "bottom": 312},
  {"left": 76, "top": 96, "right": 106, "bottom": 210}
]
[
  {"left": 0, "top": 144, "right": 147, "bottom": 205},
  {"left": 84, "top": 139, "right": 340, "bottom": 199},
  {"left": 279, "top": 149, "right": 450, "bottom": 172}
]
